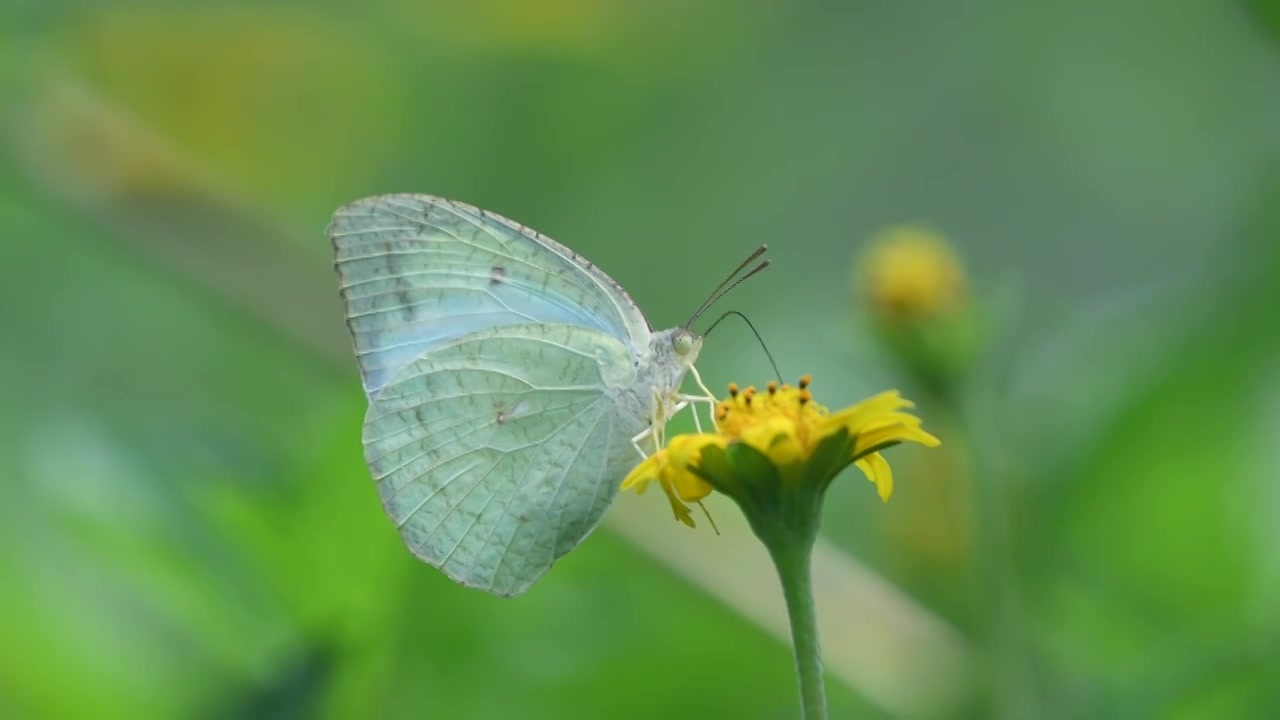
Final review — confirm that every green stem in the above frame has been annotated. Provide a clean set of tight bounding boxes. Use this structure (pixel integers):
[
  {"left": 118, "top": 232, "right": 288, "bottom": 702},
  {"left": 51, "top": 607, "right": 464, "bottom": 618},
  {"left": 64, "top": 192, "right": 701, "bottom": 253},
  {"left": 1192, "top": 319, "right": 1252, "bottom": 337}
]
[{"left": 769, "top": 536, "right": 828, "bottom": 720}]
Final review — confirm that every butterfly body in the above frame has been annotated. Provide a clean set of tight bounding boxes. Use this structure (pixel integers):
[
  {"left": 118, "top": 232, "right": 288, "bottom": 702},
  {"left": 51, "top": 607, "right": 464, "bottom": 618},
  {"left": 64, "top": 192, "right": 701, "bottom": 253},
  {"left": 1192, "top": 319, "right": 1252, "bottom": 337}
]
[{"left": 331, "top": 194, "right": 701, "bottom": 596}]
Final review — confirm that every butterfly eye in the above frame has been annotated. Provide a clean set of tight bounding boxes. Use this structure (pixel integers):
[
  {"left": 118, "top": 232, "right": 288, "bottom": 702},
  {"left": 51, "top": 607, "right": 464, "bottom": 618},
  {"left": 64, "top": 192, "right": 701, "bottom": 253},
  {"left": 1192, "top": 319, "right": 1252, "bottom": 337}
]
[{"left": 673, "top": 331, "right": 695, "bottom": 356}]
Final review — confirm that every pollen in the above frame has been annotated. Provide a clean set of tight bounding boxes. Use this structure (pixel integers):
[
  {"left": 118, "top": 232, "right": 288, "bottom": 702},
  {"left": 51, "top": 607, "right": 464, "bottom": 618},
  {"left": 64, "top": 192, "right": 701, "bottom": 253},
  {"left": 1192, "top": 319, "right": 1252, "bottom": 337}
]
[
  {"left": 767, "top": 381, "right": 778, "bottom": 395},
  {"left": 799, "top": 375, "right": 812, "bottom": 390},
  {"left": 727, "top": 383, "right": 740, "bottom": 398}
]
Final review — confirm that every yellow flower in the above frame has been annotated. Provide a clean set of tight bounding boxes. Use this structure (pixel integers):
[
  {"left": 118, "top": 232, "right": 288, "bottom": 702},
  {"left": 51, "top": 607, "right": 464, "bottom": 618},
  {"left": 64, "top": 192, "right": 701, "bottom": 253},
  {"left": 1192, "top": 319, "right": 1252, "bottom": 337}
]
[
  {"left": 853, "top": 226, "right": 979, "bottom": 392},
  {"left": 621, "top": 376, "right": 940, "bottom": 527},
  {"left": 854, "top": 225, "right": 968, "bottom": 322}
]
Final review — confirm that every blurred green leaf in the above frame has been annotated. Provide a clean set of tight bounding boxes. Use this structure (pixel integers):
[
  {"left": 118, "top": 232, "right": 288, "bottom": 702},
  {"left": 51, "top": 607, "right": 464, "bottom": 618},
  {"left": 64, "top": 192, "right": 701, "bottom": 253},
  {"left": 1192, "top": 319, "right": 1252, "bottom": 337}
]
[{"left": 1245, "top": 0, "right": 1280, "bottom": 47}]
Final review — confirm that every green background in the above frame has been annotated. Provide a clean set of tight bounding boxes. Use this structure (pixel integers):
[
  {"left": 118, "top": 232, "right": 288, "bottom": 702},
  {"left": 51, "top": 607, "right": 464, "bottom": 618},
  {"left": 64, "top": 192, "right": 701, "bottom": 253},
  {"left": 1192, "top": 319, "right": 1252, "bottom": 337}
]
[{"left": 3, "top": 1, "right": 1279, "bottom": 717}]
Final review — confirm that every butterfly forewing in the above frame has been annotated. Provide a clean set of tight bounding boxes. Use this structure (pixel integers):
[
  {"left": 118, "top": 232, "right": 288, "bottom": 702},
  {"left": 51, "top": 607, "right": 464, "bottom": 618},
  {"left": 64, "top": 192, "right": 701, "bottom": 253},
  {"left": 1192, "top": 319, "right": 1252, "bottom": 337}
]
[{"left": 330, "top": 194, "right": 650, "bottom": 397}]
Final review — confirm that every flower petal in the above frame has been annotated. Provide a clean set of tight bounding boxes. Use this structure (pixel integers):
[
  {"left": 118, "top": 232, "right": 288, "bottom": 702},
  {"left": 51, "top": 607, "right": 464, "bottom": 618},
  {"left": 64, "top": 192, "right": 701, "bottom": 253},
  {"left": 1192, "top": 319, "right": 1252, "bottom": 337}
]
[
  {"left": 823, "top": 390, "right": 911, "bottom": 429},
  {"left": 814, "top": 391, "right": 917, "bottom": 448},
  {"left": 660, "top": 476, "right": 698, "bottom": 527},
  {"left": 739, "top": 417, "right": 802, "bottom": 466},
  {"left": 854, "top": 423, "right": 941, "bottom": 457},
  {"left": 667, "top": 433, "right": 728, "bottom": 466},
  {"left": 855, "top": 452, "right": 894, "bottom": 502},
  {"left": 620, "top": 454, "right": 662, "bottom": 494},
  {"left": 671, "top": 470, "right": 713, "bottom": 504}
]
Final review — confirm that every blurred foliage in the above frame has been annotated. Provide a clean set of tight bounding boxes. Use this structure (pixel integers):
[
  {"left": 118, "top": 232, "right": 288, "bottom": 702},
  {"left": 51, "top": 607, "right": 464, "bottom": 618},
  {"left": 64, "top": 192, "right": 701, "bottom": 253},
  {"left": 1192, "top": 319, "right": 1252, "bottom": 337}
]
[
  {"left": 1247, "top": 0, "right": 1280, "bottom": 46},
  {"left": 3, "top": 0, "right": 1280, "bottom": 718}
]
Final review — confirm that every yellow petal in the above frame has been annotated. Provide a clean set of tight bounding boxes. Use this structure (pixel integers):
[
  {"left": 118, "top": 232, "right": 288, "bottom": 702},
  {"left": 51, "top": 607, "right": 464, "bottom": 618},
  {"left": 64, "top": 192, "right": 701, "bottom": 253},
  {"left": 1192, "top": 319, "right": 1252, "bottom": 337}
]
[
  {"left": 854, "top": 424, "right": 941, "bottom": 456},
  {"left": 667, "top": 434, "right": 721, "bottom": 504},
  {"left": 855, "top": 452, "right": 894, "bottom": 502},
  {"left": 667, "top": 433, "right": 727, "bottom": 465},
  {"left": 620, "top": 453, "right": 662, "bottom": 493},
  {"left": 647, "top": 433, "right": 726, "bottom": 528},
  {"left": 823, "top": 390, "right": 911, "bottom": 429},
  {"left": 670, "top": 469, "right": 713, "bottom": 504},
  {"left": 814, "top": 393, "right": 913, "bottom": 446},
  {"left": 765, "top": 433, "right": 806, "bottom": 467},
  {"left": 737, "top": 416, "right": 790, "bottom": 452},
  {"left": 661, "top": 477, "right": 697, "bottom": 527}
]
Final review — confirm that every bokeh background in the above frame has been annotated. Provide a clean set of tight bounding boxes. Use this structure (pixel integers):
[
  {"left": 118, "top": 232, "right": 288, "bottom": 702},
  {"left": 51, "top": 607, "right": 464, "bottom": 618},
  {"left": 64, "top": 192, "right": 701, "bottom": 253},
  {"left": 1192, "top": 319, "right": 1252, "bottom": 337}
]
[{"left": 4, "top": 1, "right": 1280, "bottom": 718}]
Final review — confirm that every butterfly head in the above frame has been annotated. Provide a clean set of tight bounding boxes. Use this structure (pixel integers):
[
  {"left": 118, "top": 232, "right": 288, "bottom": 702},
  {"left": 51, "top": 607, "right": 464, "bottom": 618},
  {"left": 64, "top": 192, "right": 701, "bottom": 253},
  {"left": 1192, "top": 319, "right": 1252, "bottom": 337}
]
[{"left": 650, "top": 327, "right": 703, "bottom": 376}]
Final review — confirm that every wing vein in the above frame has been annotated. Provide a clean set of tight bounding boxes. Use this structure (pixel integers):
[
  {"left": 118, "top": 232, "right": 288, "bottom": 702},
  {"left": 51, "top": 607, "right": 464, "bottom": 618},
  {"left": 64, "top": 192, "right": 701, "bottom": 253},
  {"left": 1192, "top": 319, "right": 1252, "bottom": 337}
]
[{"left": 489, "top": 397, "right": 608, "bottom": 587}]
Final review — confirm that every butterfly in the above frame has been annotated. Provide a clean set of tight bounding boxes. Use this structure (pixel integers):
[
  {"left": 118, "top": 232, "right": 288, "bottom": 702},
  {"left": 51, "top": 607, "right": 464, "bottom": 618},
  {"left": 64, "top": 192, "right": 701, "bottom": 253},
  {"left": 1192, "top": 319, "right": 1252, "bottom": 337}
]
[{"left": 330, "top": 194, "right": 765, "bottom": 596}]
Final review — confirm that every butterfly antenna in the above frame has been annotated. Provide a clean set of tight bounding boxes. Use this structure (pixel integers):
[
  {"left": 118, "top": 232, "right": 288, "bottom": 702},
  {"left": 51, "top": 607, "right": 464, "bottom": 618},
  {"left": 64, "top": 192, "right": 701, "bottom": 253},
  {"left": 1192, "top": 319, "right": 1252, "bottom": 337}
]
[
  {"left": 704, "top": 310, "right": 783, "bottom": 381},
  {"left": 684, "top": 245, "right": 769, "bottom": 327}
]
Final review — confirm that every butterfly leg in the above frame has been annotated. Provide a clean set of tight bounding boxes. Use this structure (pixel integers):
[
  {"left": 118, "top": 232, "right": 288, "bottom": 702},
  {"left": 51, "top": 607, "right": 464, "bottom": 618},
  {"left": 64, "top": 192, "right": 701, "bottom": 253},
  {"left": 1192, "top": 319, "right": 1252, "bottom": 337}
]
[
  {"left": 630, "top": 389, "right": 673, "bottom": 460},
  {"left": 631, "top": 429, "right": 653, "bottom": 461},
  {"left": 673, "top": 395, "right": 711, "bottom": 433},
  {"left": 631, "top": 421, "right": 663, "bottom": 459},
  {"left": 629, "top": 379, "right": 716, "bottom": 461},
  {"left": 675, "top": 389, "right": 720, "bottom": 433},
  {"left": 685, "top": 400, "right": 702, "bottom": 433},
  {"left": 662, "top": 397, "right": 700, "bottom": 432},
  {"left": 665, "top": 390, "right": 715, "bottom": 433},
  {"left": 687, "top": 365, "right": 718, "bottom": 410},
  {"left": 684, "top": 364, "right": 721, "bottom": 431}
]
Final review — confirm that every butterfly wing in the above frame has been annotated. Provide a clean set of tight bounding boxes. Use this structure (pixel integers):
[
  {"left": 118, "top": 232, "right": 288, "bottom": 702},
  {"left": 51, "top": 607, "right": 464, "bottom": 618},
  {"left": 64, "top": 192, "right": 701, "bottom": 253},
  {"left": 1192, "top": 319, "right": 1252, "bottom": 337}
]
[
  {"left": 366, "top": 322, "right": 647, "bottom": 596},
  {"left": 330, "top": 194, "right": 651, "bottom": 398}
]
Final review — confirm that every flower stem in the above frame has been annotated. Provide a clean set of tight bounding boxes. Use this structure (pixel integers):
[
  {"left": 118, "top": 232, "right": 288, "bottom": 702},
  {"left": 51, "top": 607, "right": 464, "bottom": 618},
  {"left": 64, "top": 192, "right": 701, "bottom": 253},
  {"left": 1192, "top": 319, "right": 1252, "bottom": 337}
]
[{"left": 769, "top": 535, "right": 828, "bottom": 720}]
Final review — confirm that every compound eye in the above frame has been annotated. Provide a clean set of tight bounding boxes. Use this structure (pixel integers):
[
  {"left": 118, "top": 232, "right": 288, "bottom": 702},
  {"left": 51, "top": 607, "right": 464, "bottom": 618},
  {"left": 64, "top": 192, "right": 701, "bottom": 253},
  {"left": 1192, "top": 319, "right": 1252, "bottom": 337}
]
[{"left": 673, "top": 332, "right": 694, "bottom": 355}]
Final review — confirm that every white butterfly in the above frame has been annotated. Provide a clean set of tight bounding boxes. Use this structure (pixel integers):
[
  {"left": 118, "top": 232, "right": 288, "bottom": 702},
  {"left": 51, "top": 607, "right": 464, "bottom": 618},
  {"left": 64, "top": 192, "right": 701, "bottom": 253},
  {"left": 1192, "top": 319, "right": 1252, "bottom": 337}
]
[{"left": 330, "top": 194, "right": 764, "bottom": 596}]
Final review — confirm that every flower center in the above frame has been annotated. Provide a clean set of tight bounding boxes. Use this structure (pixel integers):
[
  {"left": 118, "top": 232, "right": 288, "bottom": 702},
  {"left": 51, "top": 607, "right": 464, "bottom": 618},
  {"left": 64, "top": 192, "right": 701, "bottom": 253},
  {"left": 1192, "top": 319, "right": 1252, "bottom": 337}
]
[{"left": 714, "top": 375, "right": 829, "bottom": 454}]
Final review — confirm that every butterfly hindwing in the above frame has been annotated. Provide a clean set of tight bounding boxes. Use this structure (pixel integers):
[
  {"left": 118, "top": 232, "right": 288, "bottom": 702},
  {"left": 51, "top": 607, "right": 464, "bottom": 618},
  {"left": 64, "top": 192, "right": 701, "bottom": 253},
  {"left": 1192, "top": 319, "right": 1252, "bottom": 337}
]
[{"left": 364, "top": 322, "right": 647, "bottom": 596}]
